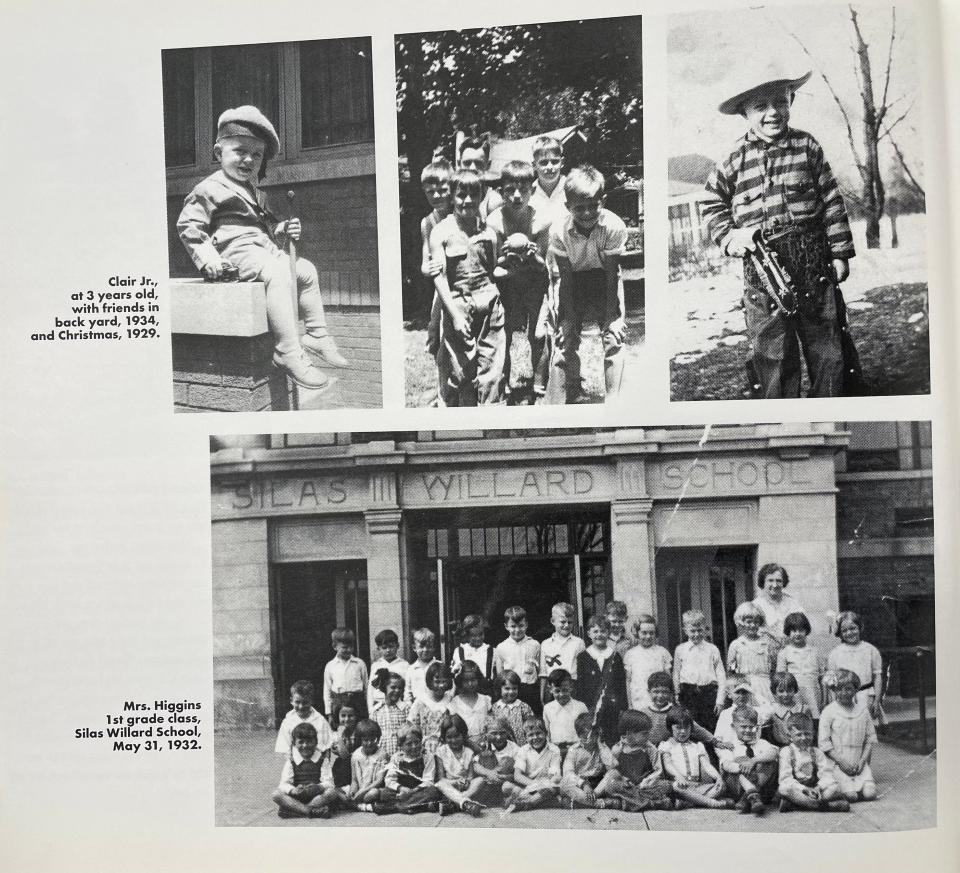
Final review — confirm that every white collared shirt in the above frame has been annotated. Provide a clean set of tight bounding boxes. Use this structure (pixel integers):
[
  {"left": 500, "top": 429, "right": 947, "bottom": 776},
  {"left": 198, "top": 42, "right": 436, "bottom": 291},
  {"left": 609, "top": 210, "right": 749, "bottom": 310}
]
[{"left": 540, "top": 633, "right": 586, "bottom": 678}]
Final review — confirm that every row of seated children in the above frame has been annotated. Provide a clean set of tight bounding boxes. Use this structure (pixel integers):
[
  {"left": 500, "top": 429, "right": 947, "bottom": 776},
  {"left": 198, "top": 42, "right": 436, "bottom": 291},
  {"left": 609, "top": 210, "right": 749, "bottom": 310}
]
[
  {"left": 420, "top": 134, "right": 629, "bottom": 406},
  {"left": 273, "top": 678, "right": 873, "bottom": 820}
]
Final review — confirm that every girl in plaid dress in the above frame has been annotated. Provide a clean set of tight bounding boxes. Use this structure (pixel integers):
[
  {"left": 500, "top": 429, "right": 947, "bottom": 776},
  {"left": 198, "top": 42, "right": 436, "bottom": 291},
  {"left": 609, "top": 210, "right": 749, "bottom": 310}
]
[{"left": 371, "top": 670, "right": 409, "bottom": 758}]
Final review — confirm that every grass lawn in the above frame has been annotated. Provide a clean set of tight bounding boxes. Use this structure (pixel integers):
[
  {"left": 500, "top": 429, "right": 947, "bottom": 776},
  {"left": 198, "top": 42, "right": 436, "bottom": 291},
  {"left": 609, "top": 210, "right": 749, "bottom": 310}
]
[
  {"left": 405, "top": 320, "right": 645, "bottom": 407},
  {"left": 670, "top": 282, "right": 930, "bottom": 401}
]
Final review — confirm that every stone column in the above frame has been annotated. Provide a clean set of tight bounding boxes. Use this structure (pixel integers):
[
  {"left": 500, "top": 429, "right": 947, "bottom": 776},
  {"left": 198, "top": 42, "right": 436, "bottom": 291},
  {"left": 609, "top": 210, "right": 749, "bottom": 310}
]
[
  {"left": 211, "top": 517, "right": 274, "bottom": 729},
  {"left": 364, "top": 470, "right": 405, "bottom": 654},
  {"left": 610, "top": 457, "right": 656, "bottom": 620}
]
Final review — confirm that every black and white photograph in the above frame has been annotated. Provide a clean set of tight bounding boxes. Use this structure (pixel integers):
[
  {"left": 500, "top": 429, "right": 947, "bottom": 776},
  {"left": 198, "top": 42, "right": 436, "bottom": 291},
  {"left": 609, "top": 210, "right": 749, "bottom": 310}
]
[
  {"left": 666, "top": 4, "right": 930, "bottom": 401},
  {"left": 162, "top": 37, "right": 382, "bottom": 412},
  {"left": 211, "top": 423, "right": 935, "bottom": 830},
  {"left": 396, "top": 17, "right": 644, "bottom": 407}
]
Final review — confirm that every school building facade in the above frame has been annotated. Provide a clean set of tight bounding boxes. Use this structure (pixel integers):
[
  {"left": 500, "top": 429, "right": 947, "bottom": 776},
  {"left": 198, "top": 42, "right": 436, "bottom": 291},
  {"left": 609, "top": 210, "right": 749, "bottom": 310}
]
[
  {"left": 210, "top": 423, "right": 935, "bottom": 729},
  {"left": 163, "top": 38, "right": 381, "bottom": 410}
]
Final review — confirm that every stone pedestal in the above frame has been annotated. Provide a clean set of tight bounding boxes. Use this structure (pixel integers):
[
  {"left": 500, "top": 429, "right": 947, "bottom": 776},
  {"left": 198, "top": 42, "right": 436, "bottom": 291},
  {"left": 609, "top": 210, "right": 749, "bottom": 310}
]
[{"left": 170, "top": 280, "right": 293, "bottom": 413}]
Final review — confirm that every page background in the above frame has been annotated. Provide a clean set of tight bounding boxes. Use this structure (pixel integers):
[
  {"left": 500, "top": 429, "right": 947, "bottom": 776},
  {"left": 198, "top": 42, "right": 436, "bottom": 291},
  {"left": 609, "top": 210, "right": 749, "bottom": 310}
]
[{"left": 1, "top": 0, "right": 957, "bottom": 870}]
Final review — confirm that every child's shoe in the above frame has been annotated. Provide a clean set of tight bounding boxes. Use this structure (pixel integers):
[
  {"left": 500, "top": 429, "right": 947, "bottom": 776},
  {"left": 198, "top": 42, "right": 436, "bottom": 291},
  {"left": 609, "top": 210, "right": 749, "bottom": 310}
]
[
  {"left": 273, "top": 350, "right": 334, "bottom": 389},
  {"left": 595, "top": 798, "right": 622, "bottom": 810},
  {"left": 778, "top": 797, "right": 794, "bottom": 813},
  {"left": 301, "top": 333, "right": 350, "bottom": 368},
  {"left": 824, "top": 798, "right": 851, "bottom": 812},
  {"left": 436, "top": 800, "right": 457, "bottom": 816},
  {"left": 461, "top": 799, "right": 484, "bottom": 817},
  {"left": 748, "top": 794, "right": 766, "bottom": 816},
  {"left": 735, "top": 796, "right": 752, "bottom": 814}
]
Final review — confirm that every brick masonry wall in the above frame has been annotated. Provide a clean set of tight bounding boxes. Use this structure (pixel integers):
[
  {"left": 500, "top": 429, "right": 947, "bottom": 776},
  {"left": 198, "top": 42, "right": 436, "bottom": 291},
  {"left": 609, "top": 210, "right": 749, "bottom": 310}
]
[
  {"left": 836, "top": 476, "right": 935, "bottom": 697},
  {"left": 837, "top": 555, "right": 935, "bottom": 697},
  {"left": 836, "top": 476, "right": 934, "bottom": 540},
  {"left": 167, "top": 175, "right": 379, "bottom": 310},
  {"left": 321, "top": 308, "right": 381, "bottom": 409},
  {"left": 172, "top": 333, "right": 292, "bottom": 413}
]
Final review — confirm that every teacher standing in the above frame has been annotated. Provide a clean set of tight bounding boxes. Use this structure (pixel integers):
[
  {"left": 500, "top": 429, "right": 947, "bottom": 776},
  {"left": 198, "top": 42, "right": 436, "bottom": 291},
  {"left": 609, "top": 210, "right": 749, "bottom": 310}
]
[{"left": 752, "top": 563, "right": 806, "bottom": 645}]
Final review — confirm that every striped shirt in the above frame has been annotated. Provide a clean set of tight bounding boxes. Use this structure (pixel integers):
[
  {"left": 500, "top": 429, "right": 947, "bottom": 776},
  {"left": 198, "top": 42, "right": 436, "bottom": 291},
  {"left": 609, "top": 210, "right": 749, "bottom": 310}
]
[{"left": 701, "top": 128, "right": 855, "bottom": 260}]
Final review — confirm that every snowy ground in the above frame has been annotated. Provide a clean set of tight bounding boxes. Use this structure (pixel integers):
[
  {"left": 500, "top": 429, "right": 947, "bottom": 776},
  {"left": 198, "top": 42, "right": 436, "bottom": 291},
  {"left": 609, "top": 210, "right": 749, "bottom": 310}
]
[{"left": 671, "top": 214, "right": 929, "bottom": 363}]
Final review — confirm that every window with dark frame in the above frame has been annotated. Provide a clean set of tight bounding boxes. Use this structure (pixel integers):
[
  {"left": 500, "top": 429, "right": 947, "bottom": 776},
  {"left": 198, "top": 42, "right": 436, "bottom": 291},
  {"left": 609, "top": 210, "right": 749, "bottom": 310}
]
[
  {"left": 211, "top": 43, "right": 281, "bottom": 152},
  {"left": 299, "top": 37, "right": 374, "bottom": 148},
  {"left": 161, "top": 49, "right": 196, "bottom": 168}
]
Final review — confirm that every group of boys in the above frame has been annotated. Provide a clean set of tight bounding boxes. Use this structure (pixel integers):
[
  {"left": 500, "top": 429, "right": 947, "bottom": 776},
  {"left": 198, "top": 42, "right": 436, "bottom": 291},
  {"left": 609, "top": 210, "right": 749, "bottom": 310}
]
[
  {"left": 419, "top": 135, "right": 629, "bottom": 406},
  {"left": 269, "top": 601, "right": 850, "bottom": 820}
]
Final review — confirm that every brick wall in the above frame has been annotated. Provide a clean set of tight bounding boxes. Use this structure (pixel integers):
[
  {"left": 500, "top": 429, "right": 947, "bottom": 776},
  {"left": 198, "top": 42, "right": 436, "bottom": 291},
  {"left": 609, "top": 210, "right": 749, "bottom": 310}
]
[
  {"left": 837, "top": 555, "right": 935, "bottom": 697},
  {"left": 836, "top": 476, "right": 934, "bottom": 540},
  {"left": 173, "top": 333, "right": 293, "bottom": 413},
  {"left": 323, "top": 308, "right": 381, "bottom": 409}
]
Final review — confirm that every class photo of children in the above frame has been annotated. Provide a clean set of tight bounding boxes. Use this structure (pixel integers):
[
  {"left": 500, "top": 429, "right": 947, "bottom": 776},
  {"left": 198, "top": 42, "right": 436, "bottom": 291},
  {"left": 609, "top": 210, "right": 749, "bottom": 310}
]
[
  {"left": 666, "top": 4, "right": 930, "bottom": 401},
  {"left": 161, "top": 37, "right": 382, "bottom": 412},
  {"left": 395, "top": 16, "right": 645, "bottom": 406},
  {"left": 210, "top": 422, "right": 935, "bottom": 830}
]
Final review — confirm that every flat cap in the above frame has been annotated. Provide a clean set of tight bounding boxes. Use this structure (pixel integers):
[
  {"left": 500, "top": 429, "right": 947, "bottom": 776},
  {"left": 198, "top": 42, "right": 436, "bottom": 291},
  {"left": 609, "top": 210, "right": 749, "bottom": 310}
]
[{"left": 216, "top": 105, "right": 280, "bottom": 159}]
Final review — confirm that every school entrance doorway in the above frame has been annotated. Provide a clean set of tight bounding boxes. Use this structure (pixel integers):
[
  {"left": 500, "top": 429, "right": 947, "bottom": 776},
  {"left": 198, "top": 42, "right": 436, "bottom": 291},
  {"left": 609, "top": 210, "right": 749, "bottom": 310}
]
[
  {"left": 655, "top": 547, "right": 755, "bottom": 655},
  {"left": 269, "top": 559, "right": 368, "bottom": 723},
  {"left": 408, "top": 508, "right": 612, "bottom": 661}
]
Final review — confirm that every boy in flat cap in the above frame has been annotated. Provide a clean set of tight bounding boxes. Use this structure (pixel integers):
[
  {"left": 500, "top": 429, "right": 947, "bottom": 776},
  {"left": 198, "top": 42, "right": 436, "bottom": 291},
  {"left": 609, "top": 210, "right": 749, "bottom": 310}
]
[
  {"left": 700, "top": 62, "right": 855, "bottom": 399},
  {"left": 177, "top": 105, "right": 348, "bottom": 389}
]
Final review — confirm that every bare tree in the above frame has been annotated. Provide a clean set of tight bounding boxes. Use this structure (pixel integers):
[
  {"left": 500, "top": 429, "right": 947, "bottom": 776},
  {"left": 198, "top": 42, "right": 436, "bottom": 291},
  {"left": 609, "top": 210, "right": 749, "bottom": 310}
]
[{"left": 788, "top": 5, "right": 921, "bottom": 249}]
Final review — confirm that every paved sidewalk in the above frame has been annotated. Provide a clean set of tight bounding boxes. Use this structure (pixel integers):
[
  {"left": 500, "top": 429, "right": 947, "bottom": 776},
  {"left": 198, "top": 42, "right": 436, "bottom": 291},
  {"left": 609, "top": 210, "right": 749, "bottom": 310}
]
[{"left": 215, "top": 729, "right": 935, "bottom": 831}]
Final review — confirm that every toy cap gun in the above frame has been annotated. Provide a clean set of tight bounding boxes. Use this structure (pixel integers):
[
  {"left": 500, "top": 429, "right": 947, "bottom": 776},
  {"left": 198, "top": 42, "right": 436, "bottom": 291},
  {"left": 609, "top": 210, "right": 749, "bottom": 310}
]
[{"left": 746, "top": 229, "right": 798, "bottom": 317}]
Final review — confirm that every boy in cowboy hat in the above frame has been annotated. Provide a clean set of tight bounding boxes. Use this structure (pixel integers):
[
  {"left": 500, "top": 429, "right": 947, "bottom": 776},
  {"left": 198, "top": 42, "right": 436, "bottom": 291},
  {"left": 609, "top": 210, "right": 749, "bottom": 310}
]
[
  {"left": 700, "top": 62, "right": 855, "bottom": 399},
  {"left": 177, "top": 105, "right": 348, "bottom": 390}
]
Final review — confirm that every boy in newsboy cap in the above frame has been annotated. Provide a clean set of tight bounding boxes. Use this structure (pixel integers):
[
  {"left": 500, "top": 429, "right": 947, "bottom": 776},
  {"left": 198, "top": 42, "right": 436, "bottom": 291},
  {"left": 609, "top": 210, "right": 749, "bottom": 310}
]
[
  {"left": 699, "top": 61, "right": 855, "bottom": 399},
  {"left": 177, "top": 105, "right": 348, "bottom": 389}
]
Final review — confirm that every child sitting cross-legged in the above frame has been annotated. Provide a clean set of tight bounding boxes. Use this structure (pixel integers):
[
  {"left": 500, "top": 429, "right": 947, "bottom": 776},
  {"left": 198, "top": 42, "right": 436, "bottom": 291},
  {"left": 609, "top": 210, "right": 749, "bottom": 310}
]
[
  {"left": 347, "top": 719, "right": 389, "bottom": 811},
  {"left": 558, "top": 713, "right": 617, "bottom": 809},
  {"left": 657, "top": 706, "right": 732, "bottom": 810},
  {"left": 778, "top": 711, "right": 849, "bottom": 812},
  {"left": 472, "top": 716, "right": 521, "bottom": 808},
  {"left": 373, "top": 725, "right": 442, "bottom": 816},
  {"left": 434, "top": 713, "right": 486, "bottom": 817},
  {"left": 594, "top": 710, "right": 674, "bottom": 812},
  {"left": 717, "top": 705, "right": 779, "bottom": 814},
  {"left": 271, "top": 722, "right": 338, "bottom": 819},
  {"left": 504, "top": 717, "right": 562, "bottom": 810}
]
